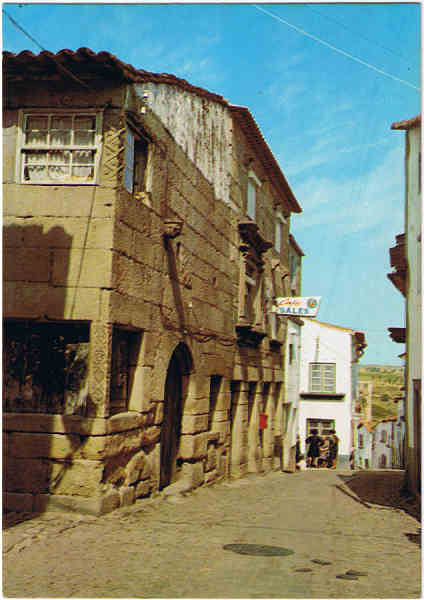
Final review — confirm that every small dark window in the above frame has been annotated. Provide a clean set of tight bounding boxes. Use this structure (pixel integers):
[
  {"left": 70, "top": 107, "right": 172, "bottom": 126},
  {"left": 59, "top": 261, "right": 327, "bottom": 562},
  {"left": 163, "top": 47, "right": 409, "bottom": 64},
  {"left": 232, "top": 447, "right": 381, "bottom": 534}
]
[
  {"left": 110, "top": 328, "right": 142, "bottom": 415},
  {"left": 208, "top": 375, "right": 222, "bottom": 431},
  {"left": 124, "top": 127, "right": 149, "bottom": 194}
]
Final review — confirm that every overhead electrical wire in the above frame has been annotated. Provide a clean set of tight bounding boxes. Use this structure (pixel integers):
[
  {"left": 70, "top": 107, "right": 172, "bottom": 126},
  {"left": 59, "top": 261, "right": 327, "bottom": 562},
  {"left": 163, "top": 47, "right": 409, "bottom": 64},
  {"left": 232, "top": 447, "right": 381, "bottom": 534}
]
[
  {"left": 253, "top": 4, "right": 420, "bottom": 92},
  {"left": 306, "top": 5, "right": 413, "bottom": 66},
  {"left": 3, "top": 8, "right": 91, "bottom": 90},
  {"left": 3, "top": 7, "right": 45, "bottom": 52}
]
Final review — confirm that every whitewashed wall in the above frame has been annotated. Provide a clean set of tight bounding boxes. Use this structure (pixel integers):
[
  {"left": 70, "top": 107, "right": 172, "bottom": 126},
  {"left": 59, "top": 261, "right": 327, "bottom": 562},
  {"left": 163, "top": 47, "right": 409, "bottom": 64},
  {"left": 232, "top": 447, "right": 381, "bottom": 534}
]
[
  {"left": 136, "top": 83, "right": 232, "bottom": 206},
  {"left": 355, "top": 426, "right": 373, "bottom": 469},
  {"left": 406, "top": 125, "right": 422, "bottom": 446},
  {"left": 372, "top": 421, "right": 394, "bottom": 469},
  {"left": 283, "top": 319, "right": 302, "bottom": 469}
]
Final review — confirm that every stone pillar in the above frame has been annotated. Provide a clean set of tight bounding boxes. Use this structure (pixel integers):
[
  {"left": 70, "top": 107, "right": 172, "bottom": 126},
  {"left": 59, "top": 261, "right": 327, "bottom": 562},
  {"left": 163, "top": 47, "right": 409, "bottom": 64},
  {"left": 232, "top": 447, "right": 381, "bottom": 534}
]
[
  {"left": 230, "top": 381, "right": 249, "bottom": 478},
  {"left": 248, "top": 383, "right": 263, "bottom": 473},
  {"left": 262, "top": 383, "right": 275, "bottom": 471},
  {"left": 212, "top": 378, "right": 231, "bottom": 478},
  {"left": 272, "top": 383, "right": 284, "bottom": 470},
  {"left": 87, "top": 321, "right": 113, "bottom": 418}
]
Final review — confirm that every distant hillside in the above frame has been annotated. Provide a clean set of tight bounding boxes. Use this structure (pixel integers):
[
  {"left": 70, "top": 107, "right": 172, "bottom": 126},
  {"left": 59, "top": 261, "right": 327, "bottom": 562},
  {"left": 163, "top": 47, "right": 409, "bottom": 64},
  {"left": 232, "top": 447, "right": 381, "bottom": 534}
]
[{"left": 359, "top": 364, "right": 404, "bottom": 421}]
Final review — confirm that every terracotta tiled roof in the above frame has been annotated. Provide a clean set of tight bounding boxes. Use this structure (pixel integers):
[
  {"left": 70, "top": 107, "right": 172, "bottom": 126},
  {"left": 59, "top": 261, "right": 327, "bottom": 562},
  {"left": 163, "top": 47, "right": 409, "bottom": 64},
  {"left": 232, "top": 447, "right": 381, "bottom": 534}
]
[
  {"left": 3, "top": 47, "right": 302, "bottom": 214},
  {"left": 380, "top": 416, "right": 397, "bottom": 423},
  {"left": 391, "top": 114, "right": 421, "bottom": 130},
  {"left": 229, "top": 104, "right": 301, "bottom": 213},
  {"left": 3, "top": 47, "right": 229, "bottom": 103},
  {"left": 289, "top": 234, "right": 305, "bottom": 256}
]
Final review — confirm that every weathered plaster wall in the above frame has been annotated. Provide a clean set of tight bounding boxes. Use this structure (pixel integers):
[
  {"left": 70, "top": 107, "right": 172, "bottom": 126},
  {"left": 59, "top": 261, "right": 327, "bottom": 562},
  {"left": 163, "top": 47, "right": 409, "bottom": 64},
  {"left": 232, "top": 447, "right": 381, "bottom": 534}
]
[{"left": 135, "top": 83, "right": 232, "bottom": 206}]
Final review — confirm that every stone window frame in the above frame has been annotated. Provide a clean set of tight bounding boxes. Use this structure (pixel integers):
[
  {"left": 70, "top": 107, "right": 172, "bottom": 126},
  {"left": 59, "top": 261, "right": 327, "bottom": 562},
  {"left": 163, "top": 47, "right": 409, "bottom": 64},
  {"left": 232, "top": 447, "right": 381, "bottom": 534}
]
[
  {"left": 274, "top": 210, "right": 287, "bottom": 254},
  {"left": 268, "top": 259, "right": 289, "bottom": 346},
  {"left": 289, "top": 249, "right": 300, "bottom": 294},
  {"left": 109, "top": 327, "right": 143, "bottom": 416},
  {"left": 309, "top": 362, "right": 336, "bottom": 393},
  {"left": 247, "top": 169, "right": 261, "bottom": 221},
  {"left": 236, "top": 221, "right": 272, "bottom": 347},
  {"left": 17, "top": 109, "right": 103, "bottom": 185}
]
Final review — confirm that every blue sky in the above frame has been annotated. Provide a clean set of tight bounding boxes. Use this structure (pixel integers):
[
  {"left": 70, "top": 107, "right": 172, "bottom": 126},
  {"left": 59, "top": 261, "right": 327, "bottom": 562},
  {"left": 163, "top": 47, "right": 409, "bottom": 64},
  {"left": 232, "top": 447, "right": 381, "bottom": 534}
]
[{"left": 3, "top": 1, "right": 421, "bottom": 365}]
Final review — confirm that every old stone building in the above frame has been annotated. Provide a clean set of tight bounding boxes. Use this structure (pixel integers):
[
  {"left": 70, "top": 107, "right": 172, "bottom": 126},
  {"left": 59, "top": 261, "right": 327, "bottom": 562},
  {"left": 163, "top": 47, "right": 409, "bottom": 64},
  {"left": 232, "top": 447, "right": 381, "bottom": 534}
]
[{"left": 3, "top": 48, "right": 302, "bottom": 515}]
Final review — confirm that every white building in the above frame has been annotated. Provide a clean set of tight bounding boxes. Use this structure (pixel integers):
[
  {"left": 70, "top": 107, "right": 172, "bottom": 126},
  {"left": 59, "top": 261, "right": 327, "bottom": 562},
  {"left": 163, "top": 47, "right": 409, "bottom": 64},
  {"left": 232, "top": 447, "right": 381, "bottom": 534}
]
[
  {"left": 373, "top": 418, "right": 396, "bottom": 469},
  {"left": 298, "top": 320, "right": 366, "bottom": 468},
  {"left": 356, "top": 422, "right": 375, "bottom": 469},
  {"left": 389, "top": 114, "right": 421, "bottom": 496}
]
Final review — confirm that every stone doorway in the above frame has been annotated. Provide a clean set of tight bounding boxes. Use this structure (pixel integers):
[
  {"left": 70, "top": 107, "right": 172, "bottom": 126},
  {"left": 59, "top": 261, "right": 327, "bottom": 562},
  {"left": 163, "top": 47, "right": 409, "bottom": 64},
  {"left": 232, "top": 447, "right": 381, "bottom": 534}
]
[{"left": 159, "top": 343, "right": 192, "bottom": 490}]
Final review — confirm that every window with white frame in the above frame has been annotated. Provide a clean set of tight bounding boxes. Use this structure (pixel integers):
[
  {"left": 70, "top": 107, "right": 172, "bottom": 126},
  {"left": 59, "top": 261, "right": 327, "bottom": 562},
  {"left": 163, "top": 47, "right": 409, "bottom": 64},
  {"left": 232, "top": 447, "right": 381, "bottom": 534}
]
[
  {"left": 274, "top": 211, "right": 286, "bottom": 253},
  {"left": 19, "top": 112, "right": 102, "bottom": 184},
  {"left": 309, "top": 362, "right": 336, "bottom": 393},
  {"left": 247, "top": 169, "right": 261, "bottom": 221}
]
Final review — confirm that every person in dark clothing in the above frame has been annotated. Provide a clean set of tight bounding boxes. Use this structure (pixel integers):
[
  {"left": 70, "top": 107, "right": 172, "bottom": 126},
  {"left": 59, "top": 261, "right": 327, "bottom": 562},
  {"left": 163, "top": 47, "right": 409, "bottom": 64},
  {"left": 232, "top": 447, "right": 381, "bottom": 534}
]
[
  {"left": 295, "top": 434, "right": 302, "bottom": 463},
  {"left": 327, "top": 429, "right": 339, "bottom": 469},
  {"left": 305, "top": 429, "right": 322, "bottom": 468}
]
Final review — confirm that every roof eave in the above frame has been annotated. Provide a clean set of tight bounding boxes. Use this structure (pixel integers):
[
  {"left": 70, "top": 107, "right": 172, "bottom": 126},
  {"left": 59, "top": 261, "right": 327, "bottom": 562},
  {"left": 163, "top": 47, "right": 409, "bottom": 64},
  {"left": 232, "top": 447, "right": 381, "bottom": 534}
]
[
  {"left": 391, "top": 114, "right": 421, "bottom": 130},
  {"left": 229, "top": 104, "right": 302, "bottom": 214}
]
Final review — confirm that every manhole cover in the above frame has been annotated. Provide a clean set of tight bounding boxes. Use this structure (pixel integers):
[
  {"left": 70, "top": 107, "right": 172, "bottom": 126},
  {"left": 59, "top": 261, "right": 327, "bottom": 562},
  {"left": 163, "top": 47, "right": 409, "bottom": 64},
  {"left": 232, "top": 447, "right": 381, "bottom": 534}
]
[{"left": 223, "top": 543, "right": 294, "bottom": 557}]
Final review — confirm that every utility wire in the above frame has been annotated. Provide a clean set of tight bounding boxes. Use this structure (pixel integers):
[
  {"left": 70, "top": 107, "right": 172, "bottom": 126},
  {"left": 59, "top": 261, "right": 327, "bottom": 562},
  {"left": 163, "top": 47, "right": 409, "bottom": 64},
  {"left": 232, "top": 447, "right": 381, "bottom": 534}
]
[
  {"left": 3, "top": 8, "right": 91, "bottom": 90},
  {"left": 3, "top": 7, "right": 44, "bottom": 52},
  {"left": 306, "top": 5, "right": 413, "bottom": 67},
  {"left": 253, "top": 5, "right": 420, "bottom": 92}
]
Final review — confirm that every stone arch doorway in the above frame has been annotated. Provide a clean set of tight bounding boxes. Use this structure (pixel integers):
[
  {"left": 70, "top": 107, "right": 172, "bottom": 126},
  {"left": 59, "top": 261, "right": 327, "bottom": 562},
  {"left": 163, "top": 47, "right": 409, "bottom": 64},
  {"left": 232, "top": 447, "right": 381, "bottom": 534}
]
[{"left": 160, "top": 342, "right": 193, "bottom": 490}]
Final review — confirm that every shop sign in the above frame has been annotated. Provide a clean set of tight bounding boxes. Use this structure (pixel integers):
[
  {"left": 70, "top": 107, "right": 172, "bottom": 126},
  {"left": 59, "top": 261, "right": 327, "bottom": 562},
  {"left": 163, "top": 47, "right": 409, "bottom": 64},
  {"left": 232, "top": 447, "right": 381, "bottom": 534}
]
[{"left": 275, "top": 297, "right": 321, "bottom": 317}]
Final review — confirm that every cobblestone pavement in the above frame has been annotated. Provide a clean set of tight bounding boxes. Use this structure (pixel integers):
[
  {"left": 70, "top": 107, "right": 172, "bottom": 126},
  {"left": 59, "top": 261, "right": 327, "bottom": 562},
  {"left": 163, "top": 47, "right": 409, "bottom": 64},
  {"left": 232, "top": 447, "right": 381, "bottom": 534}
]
[{"left": 3, "top": 469, "right": 421, "bottom": 598}]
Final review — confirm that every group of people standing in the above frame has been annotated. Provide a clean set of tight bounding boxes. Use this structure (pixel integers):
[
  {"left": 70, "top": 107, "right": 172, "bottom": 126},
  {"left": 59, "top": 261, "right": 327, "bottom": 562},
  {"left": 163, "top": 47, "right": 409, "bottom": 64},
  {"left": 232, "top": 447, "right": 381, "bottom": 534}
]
[{"left": 305, "top": 429, "right": 339, "bottom": 469}]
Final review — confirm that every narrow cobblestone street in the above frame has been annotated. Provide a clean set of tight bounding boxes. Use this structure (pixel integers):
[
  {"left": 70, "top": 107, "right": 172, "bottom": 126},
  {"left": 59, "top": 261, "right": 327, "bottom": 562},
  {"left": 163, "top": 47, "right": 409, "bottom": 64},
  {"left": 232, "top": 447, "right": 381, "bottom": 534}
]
[{"left": 3, "top": 469, "right": 421, "bottom": 599}]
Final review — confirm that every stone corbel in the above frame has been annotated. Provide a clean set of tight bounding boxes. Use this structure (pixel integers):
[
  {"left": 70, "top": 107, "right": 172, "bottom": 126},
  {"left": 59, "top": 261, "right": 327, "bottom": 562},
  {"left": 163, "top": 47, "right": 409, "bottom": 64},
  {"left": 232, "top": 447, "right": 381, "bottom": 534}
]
[{"left": 163, "top": 219, "right": 183, "bottom": 240}]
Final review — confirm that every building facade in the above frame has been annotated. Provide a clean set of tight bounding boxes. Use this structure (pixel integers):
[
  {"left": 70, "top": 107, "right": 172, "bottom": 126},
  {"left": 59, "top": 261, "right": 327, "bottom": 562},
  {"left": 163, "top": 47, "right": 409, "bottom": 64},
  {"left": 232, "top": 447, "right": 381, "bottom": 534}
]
[
  {"left": 372, "top": 418, "right": 396, "bottom": 469},
  {"left": 3, "top": 48, "right": 302, "bottom": 515},
  {"left": 355, "top": 422, "right": 375, "bottom": 470},
  {"left": 388, "top": 114, "right": 421, "bottom": 496},
  {"left": 354, "top": 407, "right": 405, "bottom": 471},
  {"left": 297, "top": 320, "right": 366, "bottom": 468}
]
